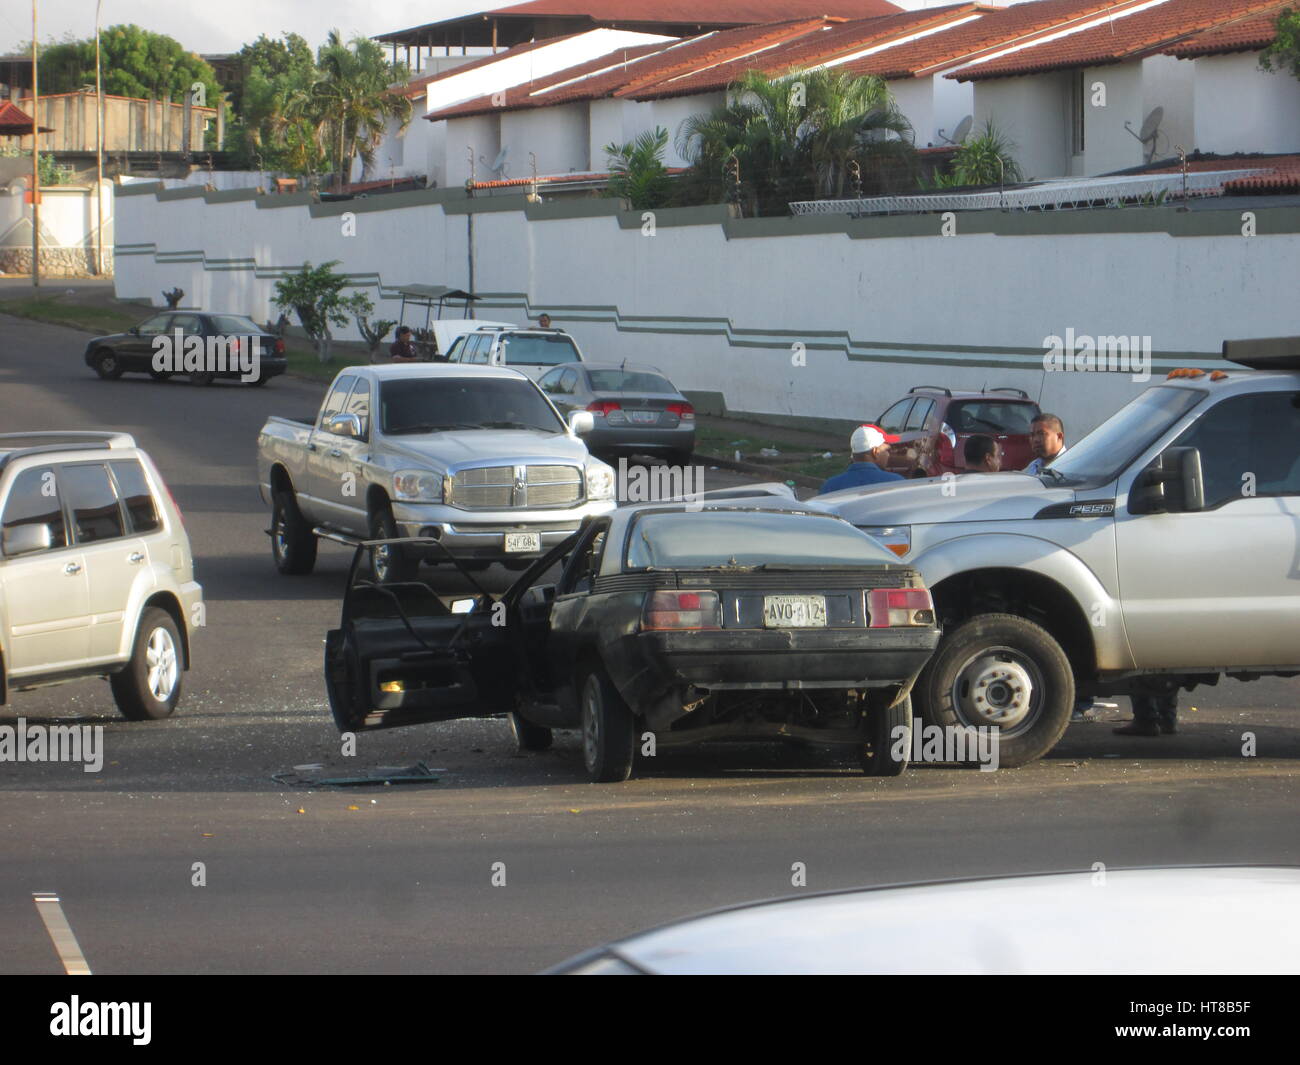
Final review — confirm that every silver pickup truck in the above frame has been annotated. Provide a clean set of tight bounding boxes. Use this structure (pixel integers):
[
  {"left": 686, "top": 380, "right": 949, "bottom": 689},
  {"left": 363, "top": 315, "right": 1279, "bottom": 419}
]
[
  {"left": 818, "top": 339, "right": 1300, "bottom": 767},
  {"left": 257, "top": 364, "right": 616, "bottom": 580}
]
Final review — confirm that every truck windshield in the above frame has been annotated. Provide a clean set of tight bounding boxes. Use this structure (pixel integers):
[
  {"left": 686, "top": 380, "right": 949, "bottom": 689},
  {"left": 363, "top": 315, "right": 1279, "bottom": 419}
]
[
  {"left": 1044, "top": 386, "right": 1207, "bottom": 486},
  {"left": 500, "top": 334, "right": 580, "bottom": 367},
  {"left": 379, "top": 378, "right": 565, "bottom": 435}
]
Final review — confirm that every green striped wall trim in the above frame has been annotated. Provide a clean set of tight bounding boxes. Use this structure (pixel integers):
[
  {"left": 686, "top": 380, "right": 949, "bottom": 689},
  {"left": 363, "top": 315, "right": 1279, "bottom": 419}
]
[
  {"left": 115, "top": 181, "right": 164, "bottom": 197},
  {"left": 203, "top": 187, "right": 264, "bottom": 203},
  {"left": 155, "top": 186, "right": 209, "bottom": 201}
]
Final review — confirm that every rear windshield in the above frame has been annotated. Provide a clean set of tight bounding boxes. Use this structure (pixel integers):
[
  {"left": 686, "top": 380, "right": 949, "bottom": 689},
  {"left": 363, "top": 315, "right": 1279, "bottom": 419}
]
[
  {"left": 500, "top": 334, "right": 580, "bottom": 367},
  {"left": 587, "top": 369, "right": 674, "bottom": 394},
  {"left": 948, "top": 400, "right": 1039, "bottom": 434},
  {"left": 209, "top": 315, "right": 263, "bottom": 334},
  {"left": 626, "top": 510, "right": 898, "bottom": 569},
  {"left": 379, "top": 378, "right": 564, "bottom": 435}
]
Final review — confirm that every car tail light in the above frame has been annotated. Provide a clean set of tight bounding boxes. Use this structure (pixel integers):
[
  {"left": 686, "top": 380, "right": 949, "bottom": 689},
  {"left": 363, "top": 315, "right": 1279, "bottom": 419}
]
[
  {"left": 274, "top": 338, "right": 285, "bottom": 355},
  {"left": 588, "top": 400, "right": 622, "bottom": 416},
  {"left": 868, "top": 588, "right": 934, "bottom": 628},
  {"left": 643, "top": 590, "right": 721, "bottom": 630},
  {"left": 666, "top": 401, "right": 695, "bottom": 421},
  {"left": 938, "top": 422, "right": 956, "bottom": 468}
]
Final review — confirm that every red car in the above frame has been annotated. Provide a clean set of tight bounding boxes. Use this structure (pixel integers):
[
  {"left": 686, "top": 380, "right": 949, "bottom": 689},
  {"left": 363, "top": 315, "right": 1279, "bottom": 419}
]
[{"left": 874, "top": 386, "right": 1041, "bottom": 477}]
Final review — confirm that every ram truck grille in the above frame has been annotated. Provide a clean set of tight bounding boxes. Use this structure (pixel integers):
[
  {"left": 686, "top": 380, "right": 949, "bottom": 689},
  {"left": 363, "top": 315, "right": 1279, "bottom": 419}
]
[{"left": 448, "top": 464, "right": 583, "bottom": 509}]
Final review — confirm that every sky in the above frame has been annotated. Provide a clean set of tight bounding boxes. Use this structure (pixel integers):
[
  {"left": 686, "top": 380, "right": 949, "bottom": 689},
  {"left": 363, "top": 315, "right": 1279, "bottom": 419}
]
[{"left": 0, "top": 0, "right": 1025, "bottom": 56}]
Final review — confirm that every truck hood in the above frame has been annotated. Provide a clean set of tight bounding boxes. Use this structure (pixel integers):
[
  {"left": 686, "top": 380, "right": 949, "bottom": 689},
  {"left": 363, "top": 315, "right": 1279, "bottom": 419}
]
[
  {"left": 816, "top": 473, "right": 1079, "bottom": 526},
  {"left": 381, "top": 429, "right": 590, "bottom": 468}
]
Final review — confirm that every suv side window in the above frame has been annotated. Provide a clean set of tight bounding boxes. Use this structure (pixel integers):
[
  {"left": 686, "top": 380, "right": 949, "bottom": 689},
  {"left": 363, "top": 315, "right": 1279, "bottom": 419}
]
[
  {"left": 137, "top": 314, "right": 171, "bottom": 336},
  {"left": 1170, "top": 391, "right": 1300, "bottom": 507},
  {"left": 879, "top": 399, "right": 914, "bottom": 433},
  {"left": 60, "top": 464, "right": 125, "bottom": 544},
  {"left": 905, "top": 399, "right": 934, "bottom": 431},
  {"left": 320, "top": 375, "right": 357, "bottom": 427},
  {"left": 2, "top": 466, "right": 67, "bottom": 549},
  {"left": 110, "top": 460, "right": 161, "bottom": 534},
  {"left": 446, "top": 336, "right": 466, "bottom": 362},
  {"left": 170, "top": 314, "right": 203, "bottom": 335}
]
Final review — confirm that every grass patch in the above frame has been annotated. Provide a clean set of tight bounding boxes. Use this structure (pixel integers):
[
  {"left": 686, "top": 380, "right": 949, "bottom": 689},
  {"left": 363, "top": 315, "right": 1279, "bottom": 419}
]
[
  {"left": 0, "top": 297, "right": 140, "bottom": 336},
  {"left": 284, "top": 342, "right": 371, "bottom": 382},
  {"left": 694, "top": 424, "right": 844, "bottom": 481}
]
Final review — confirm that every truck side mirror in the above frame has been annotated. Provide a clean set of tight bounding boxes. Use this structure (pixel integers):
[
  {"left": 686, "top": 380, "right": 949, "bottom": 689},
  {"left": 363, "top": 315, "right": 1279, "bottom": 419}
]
[
  {"left": 1131, "top": 446, "right": 1204, "bottom": 514},
  {"left": 568, "top": 411, "right": 594, "bottom": 436},
  {"left": 325, "top": 412, "right": 362, "bottom": 438}
]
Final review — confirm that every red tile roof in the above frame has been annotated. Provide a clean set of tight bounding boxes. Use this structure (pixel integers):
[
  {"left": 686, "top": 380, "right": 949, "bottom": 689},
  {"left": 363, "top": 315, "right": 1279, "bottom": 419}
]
[
  {"left": 1143, "top": 152, "right": 1300, "bottom": 193},
  {"left": 0, "top": 99, "right": 37, "bottom": 133},
  {"left": 954, "top": 0, "right": 1293, "bottom": 81},
  {"left": 486, "top": 0, "right": 902, "bottom": 23},
  {"left": 840, "top": 0, "right": 1146, "bottom": 79},
  {"left": 400, "top": 34, "right": 586, "bottom": 99},
  {"left": 1164, "top": 6, "right": 1289, "bottom": 58}
]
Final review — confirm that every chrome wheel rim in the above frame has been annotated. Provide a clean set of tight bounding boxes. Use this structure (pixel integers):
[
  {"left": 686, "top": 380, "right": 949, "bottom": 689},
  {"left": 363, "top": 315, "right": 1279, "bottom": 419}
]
[
  {"left": 582, "top": 677, "right": 601, "bottom": 773},
  {"left": 145, "top": 627, "right": 179, "bottom": 702},
  {"left": 950, "top": 646, "right": 1041, "bottom": 735}
]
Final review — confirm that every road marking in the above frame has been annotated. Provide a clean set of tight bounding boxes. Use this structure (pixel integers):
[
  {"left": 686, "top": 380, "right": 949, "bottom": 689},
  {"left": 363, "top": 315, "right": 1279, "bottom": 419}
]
[{"left": 33, "top": 893, "right": 92, "bottom": 975}]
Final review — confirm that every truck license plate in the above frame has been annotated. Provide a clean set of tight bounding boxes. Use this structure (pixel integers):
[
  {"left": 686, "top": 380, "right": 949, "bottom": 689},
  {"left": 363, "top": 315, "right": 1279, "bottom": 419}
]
[
  {"left": 763, "top": 595, "right": 827, "bottom": 628},
  {"left": 504, "top": 532, "right": 541, "bottom": 553}
]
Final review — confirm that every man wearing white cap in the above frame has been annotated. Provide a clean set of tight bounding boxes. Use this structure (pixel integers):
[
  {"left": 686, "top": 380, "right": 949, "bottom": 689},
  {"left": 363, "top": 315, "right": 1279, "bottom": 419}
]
[{"left": 817, "top": 423, "right": 904, "bottom": 495}]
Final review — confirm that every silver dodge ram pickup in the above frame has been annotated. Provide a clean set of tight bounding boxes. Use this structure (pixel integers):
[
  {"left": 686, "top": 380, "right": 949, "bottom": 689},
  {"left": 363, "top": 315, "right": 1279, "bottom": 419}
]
[
  {"left": 819, "top": 339, "right": 1300, "bottom": 766},
  {"left": 257, "top": 365, "right": 616, "bottom": 580}
]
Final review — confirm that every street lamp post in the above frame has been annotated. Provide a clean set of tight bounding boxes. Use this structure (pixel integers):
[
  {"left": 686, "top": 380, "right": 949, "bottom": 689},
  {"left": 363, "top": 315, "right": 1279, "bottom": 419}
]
[
  {"left": 30, "top": 0, "right": 39, "bottom": 287},
  {"left": 94, "top": 0, "right": 105, "bottom": 275}
]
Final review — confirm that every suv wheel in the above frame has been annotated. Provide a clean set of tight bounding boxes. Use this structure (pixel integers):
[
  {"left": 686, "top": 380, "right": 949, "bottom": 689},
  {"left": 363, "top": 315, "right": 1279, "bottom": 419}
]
[
  {"left": 93, "top": 348, "right": 124, "bottom": 380},
  {"left": 509, "top": 711, "right": 553, "bottom": 752},
  {"left": 271, "top": 489, "right": 317, "bottom": 575},
  {"left": 580, "top": 667, "right": 635, "bottom": 783},
  {"left": 860, "top": 691, "right": 911, "bottom": 776},
  {"left": 914, "top": 613, "right": 1073, "bottom": 768},
  {"left": 111, "top": 607, "right": 183, "bottom": 720},
  {"left": 369, "top": 507, "right": 418, "bottom": 583}
]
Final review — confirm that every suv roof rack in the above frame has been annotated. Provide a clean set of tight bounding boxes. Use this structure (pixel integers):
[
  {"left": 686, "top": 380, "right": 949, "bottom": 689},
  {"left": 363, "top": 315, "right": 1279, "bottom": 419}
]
[
  {"left": 0, "top": 431, "right": 136, "bottom": 450},
  {"left": 1222, "top": 337, "right": 1300, "bottom": 371},
  {"left": 908, "top": 385, "right": 951, "bottom": 397},
  {"left": 985, "top": 387, "right": 1030, "bottom": 399}
]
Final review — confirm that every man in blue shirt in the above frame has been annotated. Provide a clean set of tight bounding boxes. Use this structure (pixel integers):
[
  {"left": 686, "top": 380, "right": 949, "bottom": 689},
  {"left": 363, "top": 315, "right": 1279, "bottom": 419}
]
[{"left": 817, "top": 424, "right": 905, "bottom": 495}]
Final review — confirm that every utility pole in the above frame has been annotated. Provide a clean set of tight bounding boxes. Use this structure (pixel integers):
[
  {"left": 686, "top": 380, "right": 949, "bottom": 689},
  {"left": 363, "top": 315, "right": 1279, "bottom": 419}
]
[
  {"left": 30, "top": 0, "right": 40, "bottom": 287},
  {"left": 94, "top": 0, "right": 105, "bottom": 275}
]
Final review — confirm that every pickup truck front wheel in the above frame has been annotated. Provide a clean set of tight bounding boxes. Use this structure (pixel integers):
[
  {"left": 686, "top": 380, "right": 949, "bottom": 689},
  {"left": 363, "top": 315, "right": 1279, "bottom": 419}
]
[
  {"left": 914, "top": 613, "right": 1073, "bottom": 768},
  {"left": 369, "top": 507, "right": 418, "bottom": 583},
  {"left": 271, "top": 490, "right": 317, "bottom": 575}
]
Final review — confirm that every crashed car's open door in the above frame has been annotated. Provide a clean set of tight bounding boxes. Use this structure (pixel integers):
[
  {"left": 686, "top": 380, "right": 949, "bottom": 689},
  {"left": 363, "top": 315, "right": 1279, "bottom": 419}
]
[{"left": 324, "top": 532, "right": 584, "bottom": 733}]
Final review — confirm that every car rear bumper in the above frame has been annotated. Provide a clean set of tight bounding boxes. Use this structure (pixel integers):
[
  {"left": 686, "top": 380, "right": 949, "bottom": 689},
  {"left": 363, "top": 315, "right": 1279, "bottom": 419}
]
[
  {"left": 633, "top": 626, "right": 940, "bottom": 689},
  {"left": 586, "top": 424, "right": 695, "bottom": 456}
]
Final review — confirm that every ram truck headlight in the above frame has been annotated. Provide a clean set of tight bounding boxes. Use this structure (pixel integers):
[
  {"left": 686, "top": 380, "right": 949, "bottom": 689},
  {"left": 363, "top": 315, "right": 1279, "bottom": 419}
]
[
  {"left": 863, "top": 525, "right": 911, "bottom": 558},
  {"left": 586, "top": 460, "right": 616, "bottom": 501},
  {"left": 392, "top": 470, "right": 444, "bottom": 503}
]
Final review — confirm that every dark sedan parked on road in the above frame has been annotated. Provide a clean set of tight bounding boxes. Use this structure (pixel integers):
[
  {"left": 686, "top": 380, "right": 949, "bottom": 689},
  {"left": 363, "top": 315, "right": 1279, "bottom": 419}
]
[
  {"left": 537, "top": 361, "right": 695, "bottom": 465},
  {"left": 325, "top": 503, "right": 940, "bottom": 782},
  {"left": 84, "top": 311, "right": 287, "bottom": 386}
]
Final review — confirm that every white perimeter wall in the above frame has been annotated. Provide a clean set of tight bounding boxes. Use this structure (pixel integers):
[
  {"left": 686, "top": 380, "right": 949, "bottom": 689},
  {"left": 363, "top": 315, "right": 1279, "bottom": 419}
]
[
  {"left": 113, "top": 188, "right": 1300, "bottom": 439},
  {"left": 1194, "top": 51, "right": 1300, "bottom": 155}
]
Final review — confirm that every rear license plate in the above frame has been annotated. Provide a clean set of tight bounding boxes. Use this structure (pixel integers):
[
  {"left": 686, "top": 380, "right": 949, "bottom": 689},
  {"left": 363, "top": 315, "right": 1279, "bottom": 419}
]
[
  {"left": 629, "top": 411, "right": 657, "bottom": 424},
  {"left": 504, "top": 532, "right": 541, "bottom": 553},
  {"left": 763, "top": 595, "right": 827, "bottom": 628}
]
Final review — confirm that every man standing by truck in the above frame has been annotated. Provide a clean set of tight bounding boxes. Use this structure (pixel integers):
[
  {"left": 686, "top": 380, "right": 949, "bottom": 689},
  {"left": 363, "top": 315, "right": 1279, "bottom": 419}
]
[
  {"left": 1024, "top": 413, "right": 1067, "bottom": 474},
  {"left": 818, "top": 424, "right": 904, "bottom": 495}
]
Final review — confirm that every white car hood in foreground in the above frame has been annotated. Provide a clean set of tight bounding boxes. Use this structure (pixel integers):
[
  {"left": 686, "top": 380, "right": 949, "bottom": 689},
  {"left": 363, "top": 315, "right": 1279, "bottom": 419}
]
[
  {"left": 565, "top": 868, "right": 1300, "bottom": 974},
  {"left": 818, "top": 472, "right": 1080, "bottom": 527}
]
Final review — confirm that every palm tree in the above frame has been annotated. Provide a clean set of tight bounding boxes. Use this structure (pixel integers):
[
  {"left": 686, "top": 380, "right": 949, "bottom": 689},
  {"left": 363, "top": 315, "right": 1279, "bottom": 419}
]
[
  {"left": 676, "top": 69, "right": 914, "bottom": 215},
  {"left": 307, "top": 31, "right": 411, "bottom": 190},
  {"left": 604, "top": 126, "right": 673, "bottom": 209}
]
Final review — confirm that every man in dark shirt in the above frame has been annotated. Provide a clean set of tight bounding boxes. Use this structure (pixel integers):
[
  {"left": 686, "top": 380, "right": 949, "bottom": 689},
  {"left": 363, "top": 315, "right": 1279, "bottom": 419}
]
[
  {"left": 389, "top": 326, "right": 418, "bottom": 362},
  {"left": 963, "top": 434, "right": 1002, "bottom": 472},
  {"left": 817, "top": 424, "right": 904, "bottom": 495}
]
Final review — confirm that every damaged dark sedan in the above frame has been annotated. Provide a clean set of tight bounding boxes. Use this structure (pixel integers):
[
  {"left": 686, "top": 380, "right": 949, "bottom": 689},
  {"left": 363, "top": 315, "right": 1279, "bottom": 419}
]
[{"left": 325, "top": 503, "right": 940, "bottom": 782}]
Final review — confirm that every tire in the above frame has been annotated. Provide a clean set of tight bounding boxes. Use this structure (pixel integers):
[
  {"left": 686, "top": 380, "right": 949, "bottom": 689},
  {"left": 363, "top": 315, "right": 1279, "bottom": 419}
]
[
  {"left": 149, "top": 369, "right": 173, "bottom": 382},
  {"left": 860, "top": 691, "right": 912, "bottom": 777},
  {"left": 580, "top": 666, "right": 635, "bottom": 783},
  {"left": 509, "top": 711, "right": 553, "bottom": 752},
  {"left": 271, "top": 489, "right": 317, "bottom": 575},
  {"left": 369, "top": 506, "right": 418, "bottom": 583},
  {"left": 913, "top": 613, "right": 1074, "bottom": 768},
  {"left": 93, "top": 348, "right": 124, "bottom": 380},
  {"left": 189, "top": 370, "right": 216, "bottom": 386},
  {"left": 110, "top": 607, "right": 184, "bottom": 720},
  {"left": 249, "top": 373, "right": 271, "bottom": 386}
]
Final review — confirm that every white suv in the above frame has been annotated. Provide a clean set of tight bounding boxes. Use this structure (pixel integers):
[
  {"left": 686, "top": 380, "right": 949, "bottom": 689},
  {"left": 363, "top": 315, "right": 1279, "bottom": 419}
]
[
  {"left": 0, "top": 432, "right": 202, "bottom": 719},
  {"left": 446, "top": 326, "right": 585, "bottom": 381}
]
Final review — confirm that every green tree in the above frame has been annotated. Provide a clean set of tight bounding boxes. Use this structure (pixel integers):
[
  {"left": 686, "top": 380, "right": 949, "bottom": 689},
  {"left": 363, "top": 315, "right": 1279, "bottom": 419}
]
[
  {"left": 272, "top": 261, "right": 372, "bottom": 364},
  {"left": 1260, "top": 8, "right": 1300, "bottom": 78},
  {"left": 603, "top": 126, "right": 672, "bottom": 209},
  {"left": 929, "top": 119, "right": 1023, "bottom": 187},
  {"left": 305, "top": 31, "right": 410, "bottom": 189},
  {"left": 39, "top": 25, "right": 220, "bottom": 105},
  {"left": 676, "top": 69, "right": 913, "bottom": 215}
]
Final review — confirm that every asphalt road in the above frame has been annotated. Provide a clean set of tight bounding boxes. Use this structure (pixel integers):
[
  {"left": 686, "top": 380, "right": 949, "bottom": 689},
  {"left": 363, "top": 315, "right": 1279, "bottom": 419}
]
[{"left": 1, "top": 311, "right": 1298, "bottom": 975}]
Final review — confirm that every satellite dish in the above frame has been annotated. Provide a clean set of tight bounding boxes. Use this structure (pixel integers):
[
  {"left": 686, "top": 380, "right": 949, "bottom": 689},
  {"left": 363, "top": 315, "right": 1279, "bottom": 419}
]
[
  {"left": 1125, "top": 107, "right": 1164, "bottom": 162},
  {"left": 938, "top": 115, "right": 973, "bottom": 146},
  {"left": 489, "top": 146, "right": 509, "bottom": 177}
]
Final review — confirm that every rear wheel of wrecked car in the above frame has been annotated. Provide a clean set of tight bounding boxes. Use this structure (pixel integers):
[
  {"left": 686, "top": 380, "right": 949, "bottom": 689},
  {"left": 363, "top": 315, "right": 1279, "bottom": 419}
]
[
  {"left": 914, "top": 613, "right": 1073, "bottom": 768},
  {"left": 271, "top": 489, "right": 317, "bottom": 575},
  {"left": 860, "top": 691, "right": 911, "bottom": 777},
  {"left": 369, "top": 506, "right": 418, "bottom": 583},
  {"left": 580, "top": 667, "right": 635, "bottom": 783},
  {"left": 509, "top": 711, "right": 553, "bottom": 752}
]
